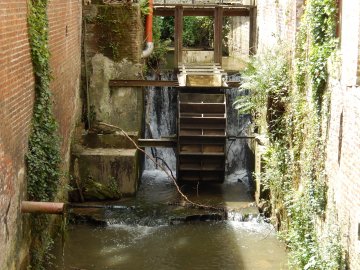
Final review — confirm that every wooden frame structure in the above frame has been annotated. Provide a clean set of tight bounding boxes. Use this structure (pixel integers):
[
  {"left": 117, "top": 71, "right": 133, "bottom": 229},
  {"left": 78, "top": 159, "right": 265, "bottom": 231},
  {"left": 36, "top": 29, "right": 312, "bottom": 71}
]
[{"left": 154, "top": 3, "right": 257, "bottom": 67}]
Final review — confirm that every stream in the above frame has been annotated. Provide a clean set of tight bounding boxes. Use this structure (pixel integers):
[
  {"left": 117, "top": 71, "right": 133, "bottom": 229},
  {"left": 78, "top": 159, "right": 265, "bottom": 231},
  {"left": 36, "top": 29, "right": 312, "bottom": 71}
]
[
  {"left": 50, "top": 171, "right": 288, "bottom": 270},
  {"left": 49, "top": 73, "right": 288, "bottom": 269}
]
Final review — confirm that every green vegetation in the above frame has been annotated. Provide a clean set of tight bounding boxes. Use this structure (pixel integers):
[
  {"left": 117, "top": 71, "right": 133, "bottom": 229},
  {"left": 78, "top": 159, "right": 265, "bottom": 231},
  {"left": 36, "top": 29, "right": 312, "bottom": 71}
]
[
  {"left": 159, "top": 16, "right": 214, "bottom": 48},
  {"left": 147, "top": 16, "right": 171, "bottom": 70},
  {"left": 26, "top": 0, "right": 61, "bottom": 203},
  {"left": 96, "top": 4, "right": 139, "bottom": 61},
  {"left": 235, "top": 0, "right": 345, "bottom": 269},
  {"left": 26, "top": 1, "right": 62, "bottom": 269}
]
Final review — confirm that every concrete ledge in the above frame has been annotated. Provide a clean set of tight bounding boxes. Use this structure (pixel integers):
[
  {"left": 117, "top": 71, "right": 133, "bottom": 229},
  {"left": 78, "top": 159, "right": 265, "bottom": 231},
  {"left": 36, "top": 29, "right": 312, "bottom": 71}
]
[{"left": 81, "top": 132, "right": 138, "bottom": 149}]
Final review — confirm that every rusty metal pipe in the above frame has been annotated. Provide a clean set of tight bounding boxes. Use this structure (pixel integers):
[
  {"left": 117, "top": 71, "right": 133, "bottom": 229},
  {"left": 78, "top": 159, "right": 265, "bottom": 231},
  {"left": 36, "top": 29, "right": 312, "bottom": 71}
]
[
  {"left": 21, "top": 201, "right": 65, "bottom": 215},
  {"left": 142, "top": 0, "right": 154, "bottom": 58}
]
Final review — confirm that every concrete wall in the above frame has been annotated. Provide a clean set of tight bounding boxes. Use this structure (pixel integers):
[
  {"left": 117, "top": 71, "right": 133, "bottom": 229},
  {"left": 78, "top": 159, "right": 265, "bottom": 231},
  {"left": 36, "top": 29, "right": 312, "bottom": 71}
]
[
  {"left": 83, "top": 4, "right": 143, "bottom": 132},
  {"left": 326, "top": 1, "right": 360, "bottom": 268},
  {"left": 255, "top": 0, "right": 360, "bottom": 268},
  {"left": 0, "top": 1, "right": 81, "bottom": 269},
  {"left": 228, "top": 16, "right": 249, "bottom": 59},
  {"left": 256, "top": 0, "right": 303, "bottom": 54}
]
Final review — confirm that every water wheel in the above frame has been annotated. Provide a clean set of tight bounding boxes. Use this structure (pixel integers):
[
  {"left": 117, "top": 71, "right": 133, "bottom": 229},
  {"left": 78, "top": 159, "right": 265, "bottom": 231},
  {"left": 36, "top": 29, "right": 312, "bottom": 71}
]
[{"left": 177, "top": 90, "right": 226, "bottom": 183}]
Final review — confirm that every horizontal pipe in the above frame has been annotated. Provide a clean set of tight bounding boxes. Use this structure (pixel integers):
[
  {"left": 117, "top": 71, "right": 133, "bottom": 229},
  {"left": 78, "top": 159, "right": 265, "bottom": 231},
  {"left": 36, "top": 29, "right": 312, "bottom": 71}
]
[
  {"left": 21, "top": 201, "right": 65, "bottom": 215},
  {"left": 21, "top": 201, "right": 132, "bottom": 214},
  {"left": 67, "top": 203, "right": 130, "bottom": 210}
]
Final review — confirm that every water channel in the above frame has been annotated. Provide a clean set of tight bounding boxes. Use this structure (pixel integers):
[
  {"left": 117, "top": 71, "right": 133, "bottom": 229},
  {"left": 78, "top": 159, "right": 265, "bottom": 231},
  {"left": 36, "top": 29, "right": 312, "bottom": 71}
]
[
  {"left": 49, "top": 75, "right": 288, "bottom": 269},
  {"left": 50, "top": 171, "right": 288, "bottom": 270}
]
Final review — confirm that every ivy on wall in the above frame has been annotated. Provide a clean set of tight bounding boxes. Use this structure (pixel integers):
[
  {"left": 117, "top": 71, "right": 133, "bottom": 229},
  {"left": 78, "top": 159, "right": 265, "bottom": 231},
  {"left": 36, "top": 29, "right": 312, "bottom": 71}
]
[
  {"left": 26, "top": 0, "right": 61, "bottom": 202},
  {"left": 26, "top": 0, "right": 62, "bottom": 269},
  {"left": 235, "top": 0, "right": 345, "bottom": 269}
]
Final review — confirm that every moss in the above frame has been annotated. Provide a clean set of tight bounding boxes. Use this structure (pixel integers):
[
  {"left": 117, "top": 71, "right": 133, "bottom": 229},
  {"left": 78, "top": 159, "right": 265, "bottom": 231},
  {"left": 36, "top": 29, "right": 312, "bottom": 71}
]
[
  {"left": 83, "top": 178, "right": 121, "bottom": 201},
  {"left": 95, "top": 4, "right": 141, "bottom": 62}
]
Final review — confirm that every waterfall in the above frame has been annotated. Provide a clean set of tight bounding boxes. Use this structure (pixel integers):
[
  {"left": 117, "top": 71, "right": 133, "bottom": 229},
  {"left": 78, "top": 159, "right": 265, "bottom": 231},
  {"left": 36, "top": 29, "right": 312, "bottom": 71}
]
[
  {"left": 144, "top": 72, "right": 177, "bottom": 171},
  {"left": 225, "top": 74, "right": 253, "bottom": 185}
]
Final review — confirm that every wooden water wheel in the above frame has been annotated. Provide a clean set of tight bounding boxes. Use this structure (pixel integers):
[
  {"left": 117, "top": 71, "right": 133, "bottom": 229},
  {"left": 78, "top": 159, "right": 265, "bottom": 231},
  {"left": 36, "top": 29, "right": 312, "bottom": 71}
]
[{"left": 177, "top": 90, "right": 226, "bottom": 183}]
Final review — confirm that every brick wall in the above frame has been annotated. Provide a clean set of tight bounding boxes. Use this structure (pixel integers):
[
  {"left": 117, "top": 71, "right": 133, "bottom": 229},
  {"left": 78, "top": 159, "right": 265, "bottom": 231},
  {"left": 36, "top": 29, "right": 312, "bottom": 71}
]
[
  {"left": 48, "top": 0, "right": 82, "bottom": 164},
  {"left": 0, "top": 2, "right": 35, "bottom": 269},
  {"left": 0, "top": 1, "right": 81, "bottom": 269}
]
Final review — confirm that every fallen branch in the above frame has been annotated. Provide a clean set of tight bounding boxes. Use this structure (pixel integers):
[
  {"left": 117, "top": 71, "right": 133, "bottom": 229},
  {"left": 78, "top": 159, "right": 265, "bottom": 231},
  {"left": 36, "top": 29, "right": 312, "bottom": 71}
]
[{"left": 98, "top": 122, "right": 223, "bottom": 211}]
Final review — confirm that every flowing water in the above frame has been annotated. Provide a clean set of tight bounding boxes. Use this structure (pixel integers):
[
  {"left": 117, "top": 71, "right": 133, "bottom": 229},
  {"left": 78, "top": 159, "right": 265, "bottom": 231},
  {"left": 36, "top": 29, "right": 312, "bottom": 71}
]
[
  {"left": 49, "top": 73, "right": 288, "bottom": 269},
  {"left": 50, "top": 171, "right": 288, "bottom": 270}
]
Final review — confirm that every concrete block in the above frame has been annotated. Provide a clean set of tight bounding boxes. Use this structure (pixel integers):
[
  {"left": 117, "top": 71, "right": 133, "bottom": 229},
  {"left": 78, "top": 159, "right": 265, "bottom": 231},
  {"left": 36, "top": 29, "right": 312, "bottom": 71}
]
[{"left": 71, "top": 147, "right": 138, "bottom": 201}]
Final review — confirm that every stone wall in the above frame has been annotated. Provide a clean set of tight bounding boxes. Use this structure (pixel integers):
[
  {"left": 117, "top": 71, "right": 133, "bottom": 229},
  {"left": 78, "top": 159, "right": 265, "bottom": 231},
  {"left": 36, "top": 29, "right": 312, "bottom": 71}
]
[
  {"left": 83, "top": 3, "right": 143, "bottom": 131},
  {"left": 0, "top": 1, "right": 82, "bottom": 269},
  {"left": 255, "top": 0, "right": 360, "bottom": 268}
]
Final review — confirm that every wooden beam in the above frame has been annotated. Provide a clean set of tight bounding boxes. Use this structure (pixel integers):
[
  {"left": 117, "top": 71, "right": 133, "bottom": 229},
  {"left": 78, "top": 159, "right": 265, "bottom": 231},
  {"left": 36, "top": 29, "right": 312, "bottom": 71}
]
[
  {"left": 109, "top": 80, "right": 240, "bottom": 88},
  {"left": 109, "top": 80, "right": 178, "bottom": 87},
  {"left": 138, "top": 138, "right": 177, "bottom": 148},
  {"left": 174, "top": 6, "right": 183, "bottom": 67},
  {"left": 249, "top": 7, "right": 257, "bottom": 55},
  {"left": 214, "top": 7, "right": 223, "bottom": 65},
  {"left": 154, "top": 8, "right": 250, "bottom": 17}
]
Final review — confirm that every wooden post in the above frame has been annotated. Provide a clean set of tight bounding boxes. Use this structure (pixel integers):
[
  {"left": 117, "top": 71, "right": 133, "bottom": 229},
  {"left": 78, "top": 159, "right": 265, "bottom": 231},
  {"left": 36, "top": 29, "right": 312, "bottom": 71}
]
[
  {"left": 214, "top": 6, "right": 223, "bottom": 65},
  {"left": 249, "top": 7, "right": 257, "bottom": 55},
  {"left": 174, "top": 5, "right": 183, "bottom": 68}
]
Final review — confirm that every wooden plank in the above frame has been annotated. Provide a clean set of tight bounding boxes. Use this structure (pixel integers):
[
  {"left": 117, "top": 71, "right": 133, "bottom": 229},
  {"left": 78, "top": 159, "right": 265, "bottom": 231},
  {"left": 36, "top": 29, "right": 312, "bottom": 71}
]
[
  {"left": 180, "top": 123, "right": 226, "bottom": 129},
  {"left": 180, "top": 103, "right": 225, "bottom": 113},
  {"left": 214, "top": 7, "right": 223, "bottom": 65},
  {"left": 174, "top": 6, "right": 183, "bottom": 67},
  {"left": 180, "top": 116, "right": 226, "bottom": 125},
  {"left": 179, "top": 93, "right": 225, "bottom": 103},
  {"left": 138, "top": 138, "right": 177, "bottom": 147},
  {"left": 180, "top": 70, "right": 224, "bottom": 74},
  {"left": 249, "top": 7, "right": 257, "bottom": 55},
  {"left": 179, "top": 152, "right": 225, "bottom": 156},
  {"left": 179, "top": 64, "right": 221, "bottom": 68},
  {"left": 153, "top": 4, "right": 255, "bottom": 8},
  {"left": 109, "top": 80, "right": 178, "bottom": 87},
  {"left": 154, "top": 7, "right": 250, "bottom": 17}
]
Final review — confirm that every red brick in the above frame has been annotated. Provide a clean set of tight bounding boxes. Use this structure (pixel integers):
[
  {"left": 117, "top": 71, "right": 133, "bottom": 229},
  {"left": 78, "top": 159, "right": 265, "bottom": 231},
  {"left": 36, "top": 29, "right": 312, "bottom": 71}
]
[{"left": 0, "top": 1, "right": 81, "bottom": 269}]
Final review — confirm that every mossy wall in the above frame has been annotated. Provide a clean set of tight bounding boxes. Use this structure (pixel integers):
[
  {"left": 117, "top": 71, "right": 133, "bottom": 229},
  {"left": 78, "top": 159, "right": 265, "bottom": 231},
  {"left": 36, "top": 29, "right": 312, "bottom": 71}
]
[
  {"left": 83, "top": 3, "right": 144, "bottom": 131},
  {"left": 95, "top": 4, "right": 142, "bottom": 63}
]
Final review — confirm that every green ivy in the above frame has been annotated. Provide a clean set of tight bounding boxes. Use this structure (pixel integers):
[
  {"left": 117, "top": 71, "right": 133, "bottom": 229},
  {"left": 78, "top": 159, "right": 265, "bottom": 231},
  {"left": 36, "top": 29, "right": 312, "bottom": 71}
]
[
  {"left": 26, "top": 0, "right": 61, "bottom": 202},
  {"left": 235, "top": 0, "right": 345, "bottom": 269},
  {"left": 26, "top": 1, "right": 61, "bottom": 269}
]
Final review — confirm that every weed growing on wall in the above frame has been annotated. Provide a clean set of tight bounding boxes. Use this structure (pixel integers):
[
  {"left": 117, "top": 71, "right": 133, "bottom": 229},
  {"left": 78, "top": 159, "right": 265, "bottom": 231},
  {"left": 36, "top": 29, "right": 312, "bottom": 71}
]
[
  {"left": 26, "top": 0, "right": 61, "bottom": 269},
  {"left": 235, "top": 0, "right": 345, "bottom": 269}
]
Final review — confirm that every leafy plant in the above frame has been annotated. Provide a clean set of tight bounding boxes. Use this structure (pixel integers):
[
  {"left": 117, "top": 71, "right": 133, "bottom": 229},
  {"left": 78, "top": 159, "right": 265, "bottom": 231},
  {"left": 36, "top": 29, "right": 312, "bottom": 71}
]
[
  {"left": 26, "top": 1, "right": 62, "bottom": 269},
  {"left": 146, "top": 16, "right": 171, "bottom": 70},
  {"left": 27, "top": 0, "right": 61, "bottom": 202},
  {"left": 234, "top": 0, "right": 344, "bottom": 268}
]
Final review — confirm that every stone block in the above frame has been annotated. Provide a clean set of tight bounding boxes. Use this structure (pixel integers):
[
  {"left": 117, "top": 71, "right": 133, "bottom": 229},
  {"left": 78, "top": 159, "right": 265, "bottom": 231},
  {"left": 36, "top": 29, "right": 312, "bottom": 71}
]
[{"left": 71, "top": 147, "right": 138, "bottom": 201}]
